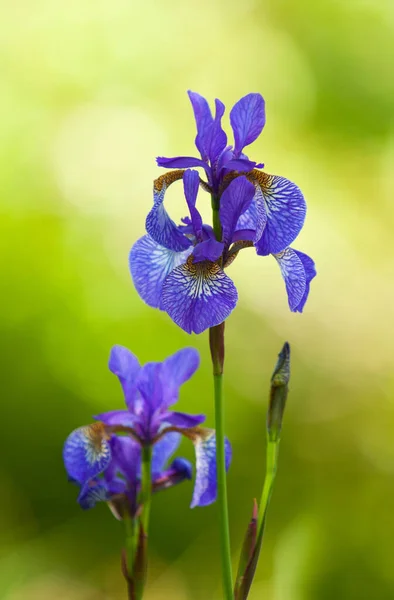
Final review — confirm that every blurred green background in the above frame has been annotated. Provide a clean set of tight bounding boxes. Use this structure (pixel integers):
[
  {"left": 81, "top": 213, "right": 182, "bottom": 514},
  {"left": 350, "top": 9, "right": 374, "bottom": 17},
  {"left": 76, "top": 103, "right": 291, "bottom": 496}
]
[{"left": 1, "top": 0, "right": 393, "bottom": 598}]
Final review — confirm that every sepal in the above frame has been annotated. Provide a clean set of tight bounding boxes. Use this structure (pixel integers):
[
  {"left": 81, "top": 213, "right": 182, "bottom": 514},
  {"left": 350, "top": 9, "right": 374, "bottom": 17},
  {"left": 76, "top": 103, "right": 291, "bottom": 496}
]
[
  {"left": 63, "top": 422, "right": 111, "bottom": 485},
  {"left": 188, "top": 427, "right": 232, "bottom": 508}
]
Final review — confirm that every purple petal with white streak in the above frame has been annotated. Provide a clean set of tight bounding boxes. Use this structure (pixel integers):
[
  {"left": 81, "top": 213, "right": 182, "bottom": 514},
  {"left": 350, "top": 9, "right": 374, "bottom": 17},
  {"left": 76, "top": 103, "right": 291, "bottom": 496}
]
[
  {"left": 191, "top": 430, "right": 232, "bottom": 508},
  {"left": 161, "top": 259, "right": 238, "bottom": 334},
  {"left": 146, "top": 184, "right": 192, "bottom": 252},
  {"left": 129, "top": 235, "right": 192, "bottom": 309},
  {"left": 255, "top": 174, "right": 307, "bottom": 255},
  {"left": 292, "top": 250, "right": 316, "bottom": 312},
  {"left": 63, "top": 424, "right": 112, "bottom": 485},
  {"left": 78, "top": 479, "right": 111, "bottom": 510},
  {"left": 274, "top": 247, "right": 307, "bottom": 311}
]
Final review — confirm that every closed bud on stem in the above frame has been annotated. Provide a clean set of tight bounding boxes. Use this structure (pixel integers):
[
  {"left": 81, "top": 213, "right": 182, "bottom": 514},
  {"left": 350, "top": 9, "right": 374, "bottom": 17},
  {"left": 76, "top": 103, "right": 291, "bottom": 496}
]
[
  {"left": 267, "top": 342, "right": 290, "bottom": 443},
  {"left": 234, "top": 500, "right": 258, "bottom": 600}
]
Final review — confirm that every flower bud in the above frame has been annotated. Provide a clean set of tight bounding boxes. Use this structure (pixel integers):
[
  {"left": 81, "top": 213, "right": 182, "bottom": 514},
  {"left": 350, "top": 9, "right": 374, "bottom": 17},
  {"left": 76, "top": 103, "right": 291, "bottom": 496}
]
[
  {"left": 234, "top": 500, "right": 258, "bottom": 599},
  {"left": 267, "top": 342, "right": 290, "bottom": 443}
]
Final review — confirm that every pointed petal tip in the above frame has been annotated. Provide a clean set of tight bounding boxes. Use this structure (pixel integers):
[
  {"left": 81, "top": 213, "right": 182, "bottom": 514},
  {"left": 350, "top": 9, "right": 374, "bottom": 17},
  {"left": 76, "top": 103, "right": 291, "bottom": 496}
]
[{"left": 252, "top": 498, "right": 258, "bottom": 521}]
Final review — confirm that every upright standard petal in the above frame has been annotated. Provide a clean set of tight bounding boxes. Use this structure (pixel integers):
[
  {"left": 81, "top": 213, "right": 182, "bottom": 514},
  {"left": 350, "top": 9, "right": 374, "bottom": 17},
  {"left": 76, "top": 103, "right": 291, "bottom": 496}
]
[
  {"left": 146, "top": 171, "right": 192, "bottom": 252},
  {"left": 161, "top": 257, "right": 238, "bottom": 334},
  {"left": 187, "top": 91, "right": 214, "bottom": 161},
  {"left": 183, "top": 169, "right": 203, "bottom": 239},
  {"left": 190, "top": 429, "right": 232, "bottom": 508},
  {"left": 292, "top": 250, "right": 316, "bottom": 312},
  {"left": 136, "top": 362, "right": 165, "bottom": 414},
  {"left": 108, "top": 345, "right": 140, "bottom": 409},
  {"left": 63, "top": 423, "right": 112, "bottom": 485},
  {"left": 220, "top": 176, "right": 255, "bottom": 246},
  {"left": 129, "top": 235, "right": 192, "bottom": 309},
  {"left": 161, "top": 347, "right": 200, "bottom": 405},
  {"left": 206, "top": 99, "right": 227, "bottom": 166},
  {"left": 253, "top": 172, "right": 307, "bottom": 255},
  {"left": 273, "top": 248, "right": 307, "bottom": 312},
  {"left": 230, "top": 93, "right": 266, "bottom": 157}
]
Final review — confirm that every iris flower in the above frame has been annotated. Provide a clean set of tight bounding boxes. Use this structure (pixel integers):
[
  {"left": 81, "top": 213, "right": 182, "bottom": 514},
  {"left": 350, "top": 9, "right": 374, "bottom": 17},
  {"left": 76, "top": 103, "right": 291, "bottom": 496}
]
[
  {"left": 63, "top": 345, "right": 231, "bottom": 515},
  {"left": 129, "top": 92, "right": 316, "bottom": 334}
]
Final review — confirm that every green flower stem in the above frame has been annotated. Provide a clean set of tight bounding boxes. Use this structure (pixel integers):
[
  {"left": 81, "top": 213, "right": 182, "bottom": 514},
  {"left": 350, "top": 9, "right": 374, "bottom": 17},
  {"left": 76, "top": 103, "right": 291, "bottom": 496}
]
[
  {"left": 210, "top": 323, "right": 233, "bottom": 600},
  {"left": 124, "top": 515, "right": 137, "bottom": 600},
  {"left": 211, "top": 197, "right": 233, "bottom": 599},
  {"left": 258, "top": 341, "right": 289, "bottom": 530},
  {"left": 135, "top": 444, "right": 152, "bottom": 600},
  {"left": 258, "top": 439, "right": 280, "bottom": 532},
  {"left": 211, "top": 195, "right": 222, "bottom": 243},
  {"left": 122, "top": 445, "right": 152, "bottom": 600},
  {"left": 140, "top": 445, "right": 152, "bottom": 533},
  {"left": 214, "top": 370, "right": 233, "bottom": 600}
]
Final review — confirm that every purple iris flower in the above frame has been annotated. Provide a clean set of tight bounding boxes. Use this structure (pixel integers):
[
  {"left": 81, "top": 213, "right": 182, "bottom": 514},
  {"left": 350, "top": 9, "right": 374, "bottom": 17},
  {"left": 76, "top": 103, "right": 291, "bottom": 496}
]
[
  {"left": 63, "top": 345, "right": 231, "bottom": 515},
  {"left": 129, "top": 92, "right": 316, "bottom": 334}
]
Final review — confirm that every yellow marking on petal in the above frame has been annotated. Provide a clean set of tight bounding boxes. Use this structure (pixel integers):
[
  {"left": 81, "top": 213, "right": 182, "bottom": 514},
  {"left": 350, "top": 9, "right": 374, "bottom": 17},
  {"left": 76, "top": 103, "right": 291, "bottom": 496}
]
[
  {"left": 185, "top": 255, "right": 221, "bottom": 277},
  {"left": 153, "top": 170, "right": 185, "bottom": 192},
  {"left": 246, "top": 169, "right": 272, "bottom": 190},
  {"left": 85, "top": 421, "right": 110, "bottom": 452},
  {"left": 219, "top": 169, "right": 272, "bottom": 195},
  {"left": 153, "top": 425, "right": 213, "bottom": 444}
]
